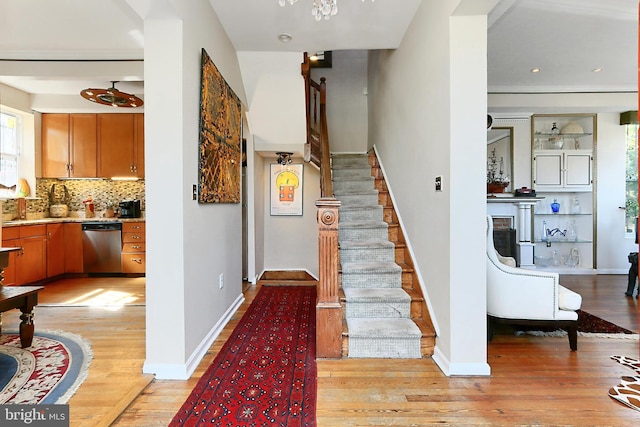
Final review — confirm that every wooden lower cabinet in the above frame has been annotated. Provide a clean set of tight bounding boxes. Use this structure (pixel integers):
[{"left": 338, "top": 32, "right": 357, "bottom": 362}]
[
  {"left": 2, "top": 225, "right": 47, "bottom": 286},
  {"left": 47, "top": 223, "right": 64, "bottom": 278},
  {"left": 63, "top": 223, "right": 83, "bottom": 273},
  {"left": 122, "top": 222, "right": 145, "bottom": 273}
]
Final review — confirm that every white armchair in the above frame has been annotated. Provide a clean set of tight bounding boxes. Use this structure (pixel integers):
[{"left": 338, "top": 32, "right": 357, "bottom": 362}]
[{"left": 486, "top": 215, "right": 582, "bottom": 350}]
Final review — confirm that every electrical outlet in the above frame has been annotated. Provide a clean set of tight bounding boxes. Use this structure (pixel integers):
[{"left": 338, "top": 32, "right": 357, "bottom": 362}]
[
  {"left": 435, "top": 176, "right": 442, "bottom": 192},
  {"left": 192, "top": 184, "right": 197, "bottom": 200},
  {"left": 219, "top": 273, "right": 224, "bottom": 289}
]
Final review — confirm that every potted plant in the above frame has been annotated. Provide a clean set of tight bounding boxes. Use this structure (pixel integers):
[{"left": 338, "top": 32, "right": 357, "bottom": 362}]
[{"left": 487, "top": 148, "right": 510, "bottom": 194}]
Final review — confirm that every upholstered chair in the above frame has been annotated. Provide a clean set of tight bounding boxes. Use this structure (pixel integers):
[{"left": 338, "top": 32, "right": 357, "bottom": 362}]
[{"left": 486, "top": 215, "right": 582, "bottom": 350}]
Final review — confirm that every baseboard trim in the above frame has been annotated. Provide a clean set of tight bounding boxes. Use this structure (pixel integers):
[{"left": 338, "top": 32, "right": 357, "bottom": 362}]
[
  {"left": 432, "top": 345, "right": 491, "bottom": 377},
  {"left": 143, "top": 292, "right": 245, "bottom": 380}
]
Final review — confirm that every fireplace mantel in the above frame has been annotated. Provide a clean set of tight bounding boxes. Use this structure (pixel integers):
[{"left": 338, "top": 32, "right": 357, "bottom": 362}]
[{"left": 487, "top": 196, "right": 545, "bottom": 267}]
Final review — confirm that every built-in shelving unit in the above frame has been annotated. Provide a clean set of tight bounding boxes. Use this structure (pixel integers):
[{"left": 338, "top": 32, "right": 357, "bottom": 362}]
[{"left": 531, "top": 114, "right": 597, "bottom": 273}]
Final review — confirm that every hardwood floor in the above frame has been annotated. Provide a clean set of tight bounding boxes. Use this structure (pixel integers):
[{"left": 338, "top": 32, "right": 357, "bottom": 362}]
[{"left": 2, "top": 275, "right": 639, "bottom": 426}]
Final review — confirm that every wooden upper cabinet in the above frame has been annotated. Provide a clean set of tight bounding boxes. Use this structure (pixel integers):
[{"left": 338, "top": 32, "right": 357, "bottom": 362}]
[
  {"left": 134, "top": 114, "right": 144, "bottom": 178},
  {"left": 42, "top": 113, "right": 97, "bottom": 178},
  {"left": 98, "top": 113, "right": 144, "bottom": 178},
  {"left": 42, "top": 113, "right": 71, "bottom": 178},
  {"left": 43, "top": 113, "right": 143, "bottom": 179},
  {"left": 69, "top": 114, "right": 98, "bottom": 177}
]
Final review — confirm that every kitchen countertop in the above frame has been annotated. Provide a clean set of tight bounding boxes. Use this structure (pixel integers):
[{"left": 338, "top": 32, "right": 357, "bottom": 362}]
[{"left": 2, "top": 217, "right": 145, "bottom": 227}]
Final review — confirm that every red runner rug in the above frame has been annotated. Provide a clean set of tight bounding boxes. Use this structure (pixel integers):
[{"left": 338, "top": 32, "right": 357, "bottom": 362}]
[{"left": 170, "top": 285, "right": 317, "bottom": 426}]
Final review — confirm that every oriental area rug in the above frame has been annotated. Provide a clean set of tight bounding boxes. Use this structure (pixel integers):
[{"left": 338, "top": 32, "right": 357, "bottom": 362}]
[
  {"left": 0, "top": 330, "right": 92, "bottom": 404},
  {"left": 170, "top": 285, "right": 317, "bottom": 426},
  {"left": 513, "top": 309, "right": 638, "bottom": 338}
]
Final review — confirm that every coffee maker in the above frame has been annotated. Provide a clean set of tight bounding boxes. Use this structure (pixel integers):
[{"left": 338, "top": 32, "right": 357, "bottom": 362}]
[{"left": 119, "top": 200, "right": 141, "bottom": 218}]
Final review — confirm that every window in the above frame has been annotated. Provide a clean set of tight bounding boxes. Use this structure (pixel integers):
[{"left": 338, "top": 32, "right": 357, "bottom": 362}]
[
  {"left": 0, "top": 111, "right": 21, "bottom": 197},
  {"left": 625, "top": 124, "right": 638, "bottom": 236}
]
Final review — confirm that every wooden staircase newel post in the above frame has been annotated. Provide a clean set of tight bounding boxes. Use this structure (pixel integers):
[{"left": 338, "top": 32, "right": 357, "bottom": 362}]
[{"left": 316, "top": 197, "right": 342, "bottom": 358}]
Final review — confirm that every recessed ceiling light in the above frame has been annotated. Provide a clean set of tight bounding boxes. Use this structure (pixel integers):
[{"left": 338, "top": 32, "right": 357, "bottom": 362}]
[
  {"left": 278, "top": 33, "right": 293, "bottom": 43},
  {"left": 592, "top": 67, "right": 603, "bottom": 73},
  {"left": 531, "top": 68, "right": 541, "bottom": 73}
]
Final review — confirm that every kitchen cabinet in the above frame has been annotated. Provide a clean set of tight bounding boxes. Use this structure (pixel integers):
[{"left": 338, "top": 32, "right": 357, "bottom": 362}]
[
  {"left": 2, "top": 226, "right": 47, "bottom": 285},
  {"left": 531, "top": 113, "right": 597, "bottom": 272},
  {"left": 122, "top": 222, "right": 145, "bottom": 274},
  {"left": 42, "top": 113, "right": 97, "bottom": 178},
  {"left": 63, "top": 223, "right": 84, "bottom": 273},
  {"left": 46, "top": 223, "right": 65, "bottom": 278},
  {"left": 97, "top": 113, "right": 144, "bottom": 178}
]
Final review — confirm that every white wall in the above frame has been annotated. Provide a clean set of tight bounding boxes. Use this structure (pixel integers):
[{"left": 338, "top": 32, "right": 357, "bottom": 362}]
[
  {"left": 140, "top": 0, "right": 248, "bottom": 379},
  {"left": 596, "top": 113, "right": 637, "bottom": 272},
  {"left": 238, "top": 51, "right": 306, "bottom": 154},
  {"left": 252, "top": 149, "right": 266, "bottom": 283},
  {"left": 368, "top": 0, "right": 492, "bottom": 376},
  {"left": 262, "top": 159, "right": 320, "bottom": 278},
  {"left": 311, "top": 50, "right": 369, "bottom": 154}
]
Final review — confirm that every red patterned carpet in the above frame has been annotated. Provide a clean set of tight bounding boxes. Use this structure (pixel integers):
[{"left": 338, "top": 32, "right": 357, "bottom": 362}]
[{"left": 170, "top": 285, "right": 317, "bottom": 426}]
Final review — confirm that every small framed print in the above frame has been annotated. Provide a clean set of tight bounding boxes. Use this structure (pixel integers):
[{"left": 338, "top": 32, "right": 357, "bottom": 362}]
[{"left": 270, "top": 164, "right": 303, "bottom": 216}]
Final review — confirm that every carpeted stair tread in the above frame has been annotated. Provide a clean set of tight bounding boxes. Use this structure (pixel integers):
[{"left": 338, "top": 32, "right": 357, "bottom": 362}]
[
  {"left": 334, "top": 188, "right": 378, "bottom": 197},
  {"left": 340, "top": 220, "right": 388, "bottom": 228},
  {"left": 332, "top": 168, "right": 373, "bottom": 178},
  {"left": 340, "top": 240, "right": 394, "bottom": 250},
  {"left": 341, "top": 261, "right": 402, "bottom": 274},
  {"left": 344, "top": 288, "right": 410, "bottom": 303}
]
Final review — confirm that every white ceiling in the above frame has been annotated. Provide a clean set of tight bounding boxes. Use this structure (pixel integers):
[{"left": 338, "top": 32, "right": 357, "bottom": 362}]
[{"left": 0, "top": 0, "right": 637, "bottom": 103}]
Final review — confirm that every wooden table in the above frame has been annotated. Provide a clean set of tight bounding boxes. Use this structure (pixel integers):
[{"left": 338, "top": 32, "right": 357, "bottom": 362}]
[
  {"left": 0, "top": 285, "right": 43, "bottom": 347},
  {"left": 0, "top": 247, "right": 42, "bottom": 348}
]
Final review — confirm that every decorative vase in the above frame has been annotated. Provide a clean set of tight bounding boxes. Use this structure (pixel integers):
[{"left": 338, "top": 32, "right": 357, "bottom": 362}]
[{"left": 551, "top": 199, "right": 560, "bottom": 213}]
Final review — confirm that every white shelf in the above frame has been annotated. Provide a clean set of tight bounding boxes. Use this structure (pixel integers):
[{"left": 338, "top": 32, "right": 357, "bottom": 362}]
[{"left": 534, "top": 212, "right": 592, "bottom": 216}]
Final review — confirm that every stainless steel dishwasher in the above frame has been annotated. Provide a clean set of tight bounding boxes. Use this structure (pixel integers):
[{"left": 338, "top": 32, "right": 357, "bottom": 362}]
[{"left": 82, "top": 222, "right": 123, "bottom": 273}]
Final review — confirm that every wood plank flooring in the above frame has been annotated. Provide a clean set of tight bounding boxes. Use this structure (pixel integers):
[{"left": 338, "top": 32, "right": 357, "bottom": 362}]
[{"left": 2, "top": 274, "right": 639, "bottom": 426}]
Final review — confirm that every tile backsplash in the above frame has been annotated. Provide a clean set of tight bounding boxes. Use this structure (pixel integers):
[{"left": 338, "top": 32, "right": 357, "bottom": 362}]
[{"left": 1, "top": 179, "right": 145, "bottom": 220}]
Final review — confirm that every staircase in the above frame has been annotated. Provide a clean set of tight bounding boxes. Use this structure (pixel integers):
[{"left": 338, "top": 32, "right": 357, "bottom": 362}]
[{"left": 333, "top": 152, "right": 435, "bottom": 358}]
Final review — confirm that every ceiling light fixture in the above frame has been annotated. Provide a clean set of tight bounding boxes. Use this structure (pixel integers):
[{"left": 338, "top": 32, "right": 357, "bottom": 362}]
[
  {"left": 531, "top": 68, "right": 541, "bottom": 73},
  {"left": 80, "top": 81, "right": 143, "bottom": 108},
  {"left": 592, "top": 67, "right": 603, "bottom": 73},
  {"left": 278, "top": 33, "right": 293, "bottom": 43},
  {"left": 276, "top": 152, "right": 294, "bottom": 166},
  {"left": 279, "top": 0, "right": 374, "bottom": 21}
]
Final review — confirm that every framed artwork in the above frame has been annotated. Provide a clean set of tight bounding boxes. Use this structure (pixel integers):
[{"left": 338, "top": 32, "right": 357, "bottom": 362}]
[
  {"left": 270, "top": 164, "right": 304, "bottom": 216},
  {"left": 198, "top": 48, "right": 242, "bottom": 203}
]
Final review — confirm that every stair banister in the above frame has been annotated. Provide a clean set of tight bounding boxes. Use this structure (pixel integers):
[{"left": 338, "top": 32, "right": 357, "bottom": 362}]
[{"left": 302, "top": 53, "right": 342, "bottom": 358}]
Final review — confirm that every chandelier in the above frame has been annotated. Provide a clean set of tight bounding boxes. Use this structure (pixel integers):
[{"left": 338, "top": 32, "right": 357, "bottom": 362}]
[
  {"left": 80, "top": 81, "right": 143, "bottom": 108},
  {"left": 279, "top": 0, "right": 374, "bottom": 21}
]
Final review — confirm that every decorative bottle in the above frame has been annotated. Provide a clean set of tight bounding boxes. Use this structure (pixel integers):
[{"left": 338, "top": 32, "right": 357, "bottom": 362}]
[
  {"left": 541, "top": 220, "right": 548, "bottom": 242},
  {"left": 551, "top": 122, "right": 560, "bottom": 135},
  {"left": 551, "top": 199, "right": 560, "bottom": 214},
  {"left": 570, "top": 197, "right": 581, "bottom": 214},
  {"left": 568, "top": 220, "right": 578, "bottom": 242}
]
